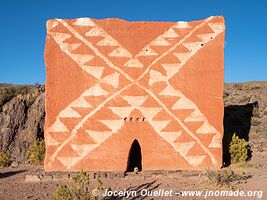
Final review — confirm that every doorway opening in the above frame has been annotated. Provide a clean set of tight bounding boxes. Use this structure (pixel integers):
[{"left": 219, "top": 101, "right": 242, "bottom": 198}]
[{"left": 126, "top": 139, "right": 142, "bottom": 172}]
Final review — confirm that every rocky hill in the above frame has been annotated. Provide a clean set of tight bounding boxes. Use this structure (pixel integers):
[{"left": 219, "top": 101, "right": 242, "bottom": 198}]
[
  {"left": 223, "top": 81, "right": 266, "bottom": 165},
  {"left": 0, "top": 82, "right": 266, "bottom": 164},
  {"left": 0, "top": 84, "right": 45, "bottom": 163}
]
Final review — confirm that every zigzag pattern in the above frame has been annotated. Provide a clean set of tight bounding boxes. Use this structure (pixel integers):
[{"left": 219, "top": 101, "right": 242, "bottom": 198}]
[{"left": 45, "top": 16, "right": 225, "bottom": 170}]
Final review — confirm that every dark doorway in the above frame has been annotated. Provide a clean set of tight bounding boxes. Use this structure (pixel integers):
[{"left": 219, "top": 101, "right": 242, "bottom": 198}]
[
  {"left": 126, "top": 140, "right": 142, "bottom": 172},
  {"left": 223, "top": 102, "right": 257, "bottom": 166}
]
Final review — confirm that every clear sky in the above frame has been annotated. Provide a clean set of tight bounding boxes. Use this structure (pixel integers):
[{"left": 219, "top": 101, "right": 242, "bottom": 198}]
[{"left": 0, "top": 0, "right": 266, "bottom": 84}]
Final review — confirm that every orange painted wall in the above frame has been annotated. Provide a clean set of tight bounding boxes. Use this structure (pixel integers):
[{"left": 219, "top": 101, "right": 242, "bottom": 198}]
[{"left": 44, "top": 16, "right": 225, "bottom": 171}]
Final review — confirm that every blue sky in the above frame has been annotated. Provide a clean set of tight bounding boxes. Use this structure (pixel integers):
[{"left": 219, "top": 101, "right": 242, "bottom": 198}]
[{"left": 0, "top": 0, "right": 266, "bottom": 84}]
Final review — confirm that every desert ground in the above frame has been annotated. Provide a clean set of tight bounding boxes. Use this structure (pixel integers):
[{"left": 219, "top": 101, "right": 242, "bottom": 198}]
[{"left": 0, "top": 141, "right": 266, "bottom": 200}]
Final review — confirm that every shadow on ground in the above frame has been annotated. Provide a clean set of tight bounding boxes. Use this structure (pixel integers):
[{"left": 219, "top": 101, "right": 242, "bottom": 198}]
[
  {"left": 104, "top": 180, "right": 160, "bottom": 200},
  {"left": 223, "top": 102, "right": 258, "bottom": 166},
  {"left": 0, "top": 169, "right": 27, "bottom": 179}
]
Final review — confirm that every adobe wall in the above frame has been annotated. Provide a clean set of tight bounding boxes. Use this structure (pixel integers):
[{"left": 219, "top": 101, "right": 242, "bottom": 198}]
[{"left": 44, "top": 16, "right": 225, "bottom": 171}]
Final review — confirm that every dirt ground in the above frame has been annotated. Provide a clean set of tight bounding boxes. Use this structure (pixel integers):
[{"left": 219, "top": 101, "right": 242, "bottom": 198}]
[{"left": 0, "top": 144, "right": 266, "bottom": 200}]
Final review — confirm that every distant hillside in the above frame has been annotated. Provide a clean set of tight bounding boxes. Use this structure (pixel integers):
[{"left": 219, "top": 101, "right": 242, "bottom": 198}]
[{"left": 0, "top": 82, "right": 266, "bottom": 164}]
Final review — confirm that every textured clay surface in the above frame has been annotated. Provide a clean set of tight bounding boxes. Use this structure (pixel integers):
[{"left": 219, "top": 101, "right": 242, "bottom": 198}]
[{"left": 44, "top": 16, "right": 225, "bottom": 171}]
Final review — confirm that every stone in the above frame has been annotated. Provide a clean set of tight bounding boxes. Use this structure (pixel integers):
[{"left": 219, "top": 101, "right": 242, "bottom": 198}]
[
  {"left": 52, "top": 174, "right": 63, "bottom": 181},
  {"left": 0, "top": 89, "right": 45, "bottom": 162},
  {"left": 25, "top": 175, "right": 41, "bottom": 182},
  {"left": 11, "top": 161, "right": 19, "bottom": 168},
  {"left": 116, "top": 173, "right": 125, "bottom": 179},
  {"left": 41, "top": 175, "right": 53, "bottom": 181},
  {"left": 62, "top": 173, "right": 70, "bottom": 180},
  {"left": 89, "top": 172, "right": 96, "bottom": 179},
  {"left": 99, "top": 172, "right": 107, "bottom": 179},
  {"left": 125, "top": 174, "right": 145, "bottom": 180},
  {"left": 44, "top": 16, "right": 225, "bottom": 172},
  {"left": 106, "top": 173, "right": 117, "bottom": 179}
]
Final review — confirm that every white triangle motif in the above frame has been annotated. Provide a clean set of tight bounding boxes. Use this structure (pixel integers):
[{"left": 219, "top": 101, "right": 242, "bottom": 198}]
[
  {"left": 72, "top": 54, "right": 94, "bottom": 65},
  {"left": 83, "top": 84, "right": 108, "bottom": 96},
  {"left": 151, "top": 37, "right": 171, "bottom": 46},
  {"left": 86, "top": 130, "right": 113, "bottom": 144},
  {"left": 46, "top": 134, "right": 59, "bottom": 146},
  {"left": 208, "top": 133, "right": 221, "bottom": 148},
  {"left": 109, "top": 107, "right": 134, "bottom": 118},
  {"left": 172, "top": 98, "right": 195, "bottom": 110},
  {"left": 124, "top": 58, "right": 143, "bottom": 68},
  {"left": 159, "top": 85, "right": 182, "bottom": 97},
  {"left": 184, "top": 110, "right": 206, "bottom": 122},
  {"left": 73, "top": 18, "right": 95, "bottom": 26},
  {"left": 159, "top": 131, "right": 182, "bottom": 144},
  {"left": 108, "top": 47, "right": 132, "bottom": 58},
  {"left": 102, "top": 72, "right": 120, "bottom": 88},
  {"left": 122, "top": 96, "right": 148, "bottom": 107},
  {"left": 149, "top": 70, "right": 167, "bottom": 85},
  {"left": 100, "top": 120, "right": 124, "bottom": 133},
  {"left": 208, "top": 23, "right": 225, "bottom": 33},
  {"left": 183, "top": 42, "right": 202, "bottom": 52},
  {"left": 137, "top": 47, "right": 158, "bottom": 57},
  {"left": 48, "top": 118, "right": 69, "bottom": 132},
  {"left": 173, "top": 52, "right": 191, "bottom": 63},
  {"left": 60, "top": 43, "right": 81, "bottom": 52},
  {"left": 97, "top": 37, "right": 118, "bottom": 46},
  {"left": 173, "top": 142, "right": 195, "bottom": 156},
  {"left": 71, "top": 144, "right": 98, "bottom": 157},
  {"left": 149, "top": 120, "right": 170, "bottom": 132},
  {"left": 163, "top": 29, "right": 179, "bottom": 38},
  {"left": 59, "top": 107, "right": 81, "bottom": 118},
  {"left": 175, "top": 21, "right": 191, "bottom": 28},
  {"left": 58, "top": 157, "right": 80, "bottom": 168},
  {"left": 186, "top": 156, "right": 206, "bottom": 167},
  {"left": 70, "top": 96, "right": 91, "bottom": 108},
  {"left": 82, "top": 66, "right": 104, "bottom": 79},
  {"left": 138, "top": 107, "right": 162, "bottom": 120},
  {"left": 196, "top": 121, "right": 218, "bottom": 134},
  {"left": 53, "top": 33, "right": 71, "bottom": 43},
  {"left": 197, "top": 33, "right": 215, "bottom": 42},
  {"left": 161, "top": 64, "right": 182, "bottom": 79},
  {"left": 85, "top": 28, "right": 104, "bottom": 37}
]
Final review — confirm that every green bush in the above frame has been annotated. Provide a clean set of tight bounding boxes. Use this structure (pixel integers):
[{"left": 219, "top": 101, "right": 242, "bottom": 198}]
[
  {"left": 27, "top": 139, "right": 46, "bottom": 165},
  {"left": 229, "top": 133, "right": 248, "bottom": 164},
  {"left": 206, "top": 168, "right": 249, "bottom": 188},
  {"left": 92, "top": 176, "right": 105, "bottom": 200},
  {"left": 55, "top": 170, "right": 91, "bottom": 200},
  {"left": 0, "top": 152, "right": 11, "bottom": 167},
  {"left": 54, "top": 171, "right": 106, "bottom": 200},
  {"left": 54, "top": 185, "right": 71, "bottom": 200}
]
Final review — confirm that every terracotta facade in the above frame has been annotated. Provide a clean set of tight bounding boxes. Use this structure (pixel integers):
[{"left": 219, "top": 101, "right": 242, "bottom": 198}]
[{"left": 44, "top": 16, "right": 225, "bottom": 171}]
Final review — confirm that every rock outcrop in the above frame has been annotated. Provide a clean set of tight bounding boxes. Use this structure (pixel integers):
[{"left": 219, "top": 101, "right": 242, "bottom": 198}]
[
  {"left": 224, "top": 81, "right": 266, "bottom": 135},
  {"left": 0, "top": 86, "right": 45, "bottom": 163},
  {"left": 223, "top": 81, "right": 266, "bottom": 165}
]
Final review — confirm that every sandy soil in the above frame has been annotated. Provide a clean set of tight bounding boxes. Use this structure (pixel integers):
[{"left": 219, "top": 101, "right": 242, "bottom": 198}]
[{"left": 0, "top": 146, "right": 266, "bottom": 200}]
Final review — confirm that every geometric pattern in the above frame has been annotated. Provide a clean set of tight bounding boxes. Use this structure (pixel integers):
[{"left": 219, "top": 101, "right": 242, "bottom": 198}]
[{"left": 44, "top": 16, "right": 225, "bottom": 171}]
